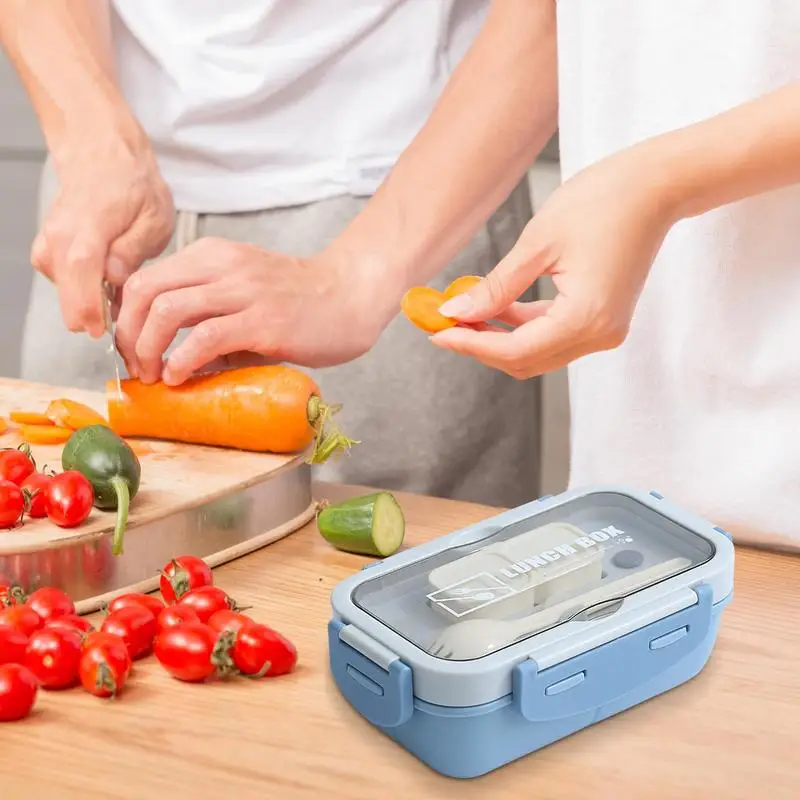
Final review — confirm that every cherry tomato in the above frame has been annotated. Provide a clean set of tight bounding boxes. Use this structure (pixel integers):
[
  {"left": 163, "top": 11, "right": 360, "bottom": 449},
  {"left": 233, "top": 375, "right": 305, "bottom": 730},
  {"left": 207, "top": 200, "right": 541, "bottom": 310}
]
[
  {"left": 26, "top": 587, "right": 75, "bottom": 623},
  {"left": 0, "top": 663, "right": 38, "bottom": 722},
  {"left": 100, "top": 605, "right": 157, "bottom": 660},
  {"left": 0, "top": 447, "right": 35, "bottom": 486},
  {"left": 154, "top": 621, "right": 220, "bottom": 682},
  {"left": 20, "top": 472, "right": 53, "bottom": 519},
  {"left": 208, "top": 609, "right": 251, "bottom": 636},
  {"left": 157, "top": 605, "right": 199, "bottom": 632},
  {"left": 25, "top": 627, "right": 82, "bottom": 689},
  {"left": 46, "top": 471, "right": 94, "bottom": 528},
  {"left": 106, "top": 592, "right": 165, "bottom": 620},
  {"left": 0, "top": 627, "right": 27, "bottom": 666},
  {"left": 79, "top": 635, "right": 131, "bottom": 698},
  {"left": 177, "top": 586, "right": 237, "bottom": 625},
  {"left": 44, "top": 614, "right": 94, "bottom": 637},
  {"left": 0, "top": 480, "right": 24, "bottom": 529},
  {"left": 0, "top": 605, "right": 43, "bottom": 638},
  {"left": 159, "top": 556, "right": 213, "bottom": 604},
  {"left": 230, "top": 621, "right": 297, "bottom": 678},
  {"left": 0, "top": 583, "right": 27, "bottom": 608}
]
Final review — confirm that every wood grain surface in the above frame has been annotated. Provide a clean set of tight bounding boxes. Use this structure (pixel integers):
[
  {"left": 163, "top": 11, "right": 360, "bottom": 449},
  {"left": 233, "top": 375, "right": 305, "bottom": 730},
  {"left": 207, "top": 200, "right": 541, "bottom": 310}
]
[
  {"left": 2, "top": 482, "right": 799, "bottom": 800},
  {"left": 0, "top": 378, "right": 304, "bottom": 551}
]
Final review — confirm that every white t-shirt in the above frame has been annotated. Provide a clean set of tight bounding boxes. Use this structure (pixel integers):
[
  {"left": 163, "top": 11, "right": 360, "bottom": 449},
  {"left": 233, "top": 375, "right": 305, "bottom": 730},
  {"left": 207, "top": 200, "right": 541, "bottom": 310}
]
[
  {"left": 557, "top": 1, "right": 800, "bottom": 549},
  {"left": 110, "top": 0, "right": 488, "bottom": 213}
]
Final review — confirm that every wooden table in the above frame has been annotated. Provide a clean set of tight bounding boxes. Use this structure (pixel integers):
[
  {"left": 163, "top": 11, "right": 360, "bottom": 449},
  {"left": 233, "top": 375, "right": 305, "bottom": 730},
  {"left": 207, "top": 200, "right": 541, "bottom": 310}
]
[{"left": 4, "top": 484, "right": 799, "bottom": 800}]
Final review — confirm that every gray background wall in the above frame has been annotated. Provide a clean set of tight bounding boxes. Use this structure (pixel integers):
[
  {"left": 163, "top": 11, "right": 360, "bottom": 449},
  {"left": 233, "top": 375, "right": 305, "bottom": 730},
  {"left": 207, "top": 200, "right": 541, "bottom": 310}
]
[
  {"left": 0, "top": 54, "right": 45, "bottom": 377},
  {"left": 0, "top": 53, "right": 570, "bottom": 495}
]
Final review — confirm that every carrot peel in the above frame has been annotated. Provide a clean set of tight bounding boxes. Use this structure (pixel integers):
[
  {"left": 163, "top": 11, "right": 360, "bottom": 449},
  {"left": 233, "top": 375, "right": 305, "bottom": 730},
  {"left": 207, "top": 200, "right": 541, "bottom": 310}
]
[{"left": 46, "top": 398, "right": 108, "bottom": 430}]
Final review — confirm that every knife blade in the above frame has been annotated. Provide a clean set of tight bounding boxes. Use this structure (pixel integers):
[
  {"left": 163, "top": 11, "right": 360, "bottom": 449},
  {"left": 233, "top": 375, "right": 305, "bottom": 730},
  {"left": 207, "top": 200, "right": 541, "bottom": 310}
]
[{"left": 101, "top": 280, "right": 123, "bottom": 399}]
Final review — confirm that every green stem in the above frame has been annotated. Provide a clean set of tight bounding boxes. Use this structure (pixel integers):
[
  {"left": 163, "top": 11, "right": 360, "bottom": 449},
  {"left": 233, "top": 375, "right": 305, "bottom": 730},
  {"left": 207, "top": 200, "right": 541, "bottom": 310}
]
[{"left": 110, "top": 475, "right": 130, "bottom": 557}]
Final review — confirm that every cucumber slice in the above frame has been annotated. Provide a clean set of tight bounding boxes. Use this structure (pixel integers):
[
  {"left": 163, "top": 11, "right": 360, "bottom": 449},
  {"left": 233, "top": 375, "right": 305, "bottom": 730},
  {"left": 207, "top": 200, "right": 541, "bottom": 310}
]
[{"left": 316, "top": 492, "right": 405, "bottom": 557}]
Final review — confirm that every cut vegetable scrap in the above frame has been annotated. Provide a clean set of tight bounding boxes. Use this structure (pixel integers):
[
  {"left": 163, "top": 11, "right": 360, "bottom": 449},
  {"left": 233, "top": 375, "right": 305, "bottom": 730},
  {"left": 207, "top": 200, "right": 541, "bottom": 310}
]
[
  {"left": 106, "top": 365, "right": 357, "bottom": 464},
  {"left": 20, "top": 424, "right": 73, "bottom": 445},
  {"left": 400, "top": 274, "right": 482, "bottom": 334},
  {"left": 0, "top": 417, "right": 7, "bottom": 435},
  {"left": 46, "top": 398, "right": 108, "bottom": 430},
  {"left": 317, "top": 492, "right": 405, "bottom": 557},
  {"left": 10, "top": 411, "right": 54, "bottom": 426}
]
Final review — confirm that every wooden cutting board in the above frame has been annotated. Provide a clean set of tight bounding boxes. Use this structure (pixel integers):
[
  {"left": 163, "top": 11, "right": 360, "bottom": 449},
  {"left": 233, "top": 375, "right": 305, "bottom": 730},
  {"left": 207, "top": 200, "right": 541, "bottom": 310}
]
[{"left": 0, "top": 378, "right": 312, "bottom": 550}]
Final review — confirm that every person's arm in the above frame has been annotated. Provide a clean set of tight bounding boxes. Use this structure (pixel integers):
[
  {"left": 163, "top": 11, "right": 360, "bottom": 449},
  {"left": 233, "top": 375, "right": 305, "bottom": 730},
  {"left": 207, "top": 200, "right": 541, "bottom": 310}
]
[
  {"left": 653, "top": 82, "right": 800, "bottom": 219},
  {"left": 114, "top": 0, "right": 559, "bottom": 384},
  {"left": 0, "top": 0, "right": 137, "bottom": 171},
  {"left": 0, "top": 1, "right": 173, "bottom": 338},
  {"left": 323, "top": 0, "right": 559, "bottom": 314},
  {"left": 430, "top": 80, "right": 800, "bottom": 378}
]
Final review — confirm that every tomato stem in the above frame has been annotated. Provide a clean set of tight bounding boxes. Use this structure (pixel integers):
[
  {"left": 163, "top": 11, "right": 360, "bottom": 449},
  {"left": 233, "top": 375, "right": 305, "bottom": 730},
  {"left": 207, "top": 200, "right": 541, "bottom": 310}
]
[
  {"left": 110, "top": 475, "right": 130, "bottom": 557},
  {"left": 210, "top": 630, "right": 238, "bottom": 678},
  {"left": 96, "top": 661, "right": 118, "bottom": 698}
]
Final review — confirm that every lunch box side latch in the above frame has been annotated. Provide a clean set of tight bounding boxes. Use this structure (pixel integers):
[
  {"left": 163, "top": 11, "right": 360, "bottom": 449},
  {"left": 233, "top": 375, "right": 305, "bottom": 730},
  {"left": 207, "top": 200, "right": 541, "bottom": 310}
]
[
  {"left": 512, "top": 582, "right": 715, "bottom": 722},
  {"left": 328, "top": 619, "right": 414, "bottom": 728}
]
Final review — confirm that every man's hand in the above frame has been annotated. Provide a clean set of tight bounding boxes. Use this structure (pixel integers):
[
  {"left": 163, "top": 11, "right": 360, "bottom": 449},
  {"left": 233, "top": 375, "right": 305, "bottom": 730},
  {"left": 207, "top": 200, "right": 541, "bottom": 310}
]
[
  {"left": 32, "top": 132, "right": 175, "bottom": 339},
  {"left": 115, "top": 238, "right": 390, "bottom": 385},
  {"left": 430, "top": 141, "right": 679, "bottom": 377}
]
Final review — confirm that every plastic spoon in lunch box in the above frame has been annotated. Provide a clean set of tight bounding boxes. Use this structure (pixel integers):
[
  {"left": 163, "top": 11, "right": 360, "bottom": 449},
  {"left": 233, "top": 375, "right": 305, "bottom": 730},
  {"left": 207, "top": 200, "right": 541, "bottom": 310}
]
[{"left": 427, "top": 556, "right": 692, "bottom": 660}]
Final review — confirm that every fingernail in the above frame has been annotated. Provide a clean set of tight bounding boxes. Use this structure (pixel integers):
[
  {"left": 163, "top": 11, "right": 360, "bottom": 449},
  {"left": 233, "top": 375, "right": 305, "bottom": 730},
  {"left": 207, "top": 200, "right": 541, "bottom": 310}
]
[
  {"left": 439, "top": 295, "right": 473, "bottom": 318},
  {"left": 106, "top": 255, "right": 128, "bottom": 284}
]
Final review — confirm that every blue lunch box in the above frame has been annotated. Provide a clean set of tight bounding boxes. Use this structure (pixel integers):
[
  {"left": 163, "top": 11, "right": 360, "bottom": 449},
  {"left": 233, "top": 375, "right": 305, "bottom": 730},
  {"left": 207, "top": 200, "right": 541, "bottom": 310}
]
[{"left": 327, "top": 485, "right": 735, "bottom": 779}]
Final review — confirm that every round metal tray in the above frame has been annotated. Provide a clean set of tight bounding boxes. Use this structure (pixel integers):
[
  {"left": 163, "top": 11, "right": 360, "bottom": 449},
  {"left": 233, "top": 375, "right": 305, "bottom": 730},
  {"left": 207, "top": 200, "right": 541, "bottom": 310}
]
[{"left": 0, "top": 460, "right": 314, "bottom": 613}]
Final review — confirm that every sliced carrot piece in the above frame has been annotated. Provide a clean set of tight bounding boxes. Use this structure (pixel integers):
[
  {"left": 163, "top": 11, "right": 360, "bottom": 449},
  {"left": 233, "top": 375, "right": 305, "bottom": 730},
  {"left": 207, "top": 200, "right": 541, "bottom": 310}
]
[
  {"left": 444, "top": 274, "right": 482, "bottom": 298},
  {"left": 0, "top": 417, "right": 7, "bottom": 435},
  {"left": 10, "top": 410, "right": 54, "bottom": 426},
  {"left": 400, "top": 287, "right": 457, "bottom": 334},
  {"left": 20, "top": 424, "right": 73, "bottom": 445},
  {"left": 46, "top": 398, "right": 107, "bottom": 430}
]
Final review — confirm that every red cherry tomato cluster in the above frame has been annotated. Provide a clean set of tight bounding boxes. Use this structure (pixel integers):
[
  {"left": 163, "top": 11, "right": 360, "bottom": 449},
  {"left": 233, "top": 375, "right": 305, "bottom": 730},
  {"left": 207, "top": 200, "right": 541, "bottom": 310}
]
[
  {"left": 0, "top": 443, "right": 93, "bottom": 530},
  {"left": 0, "top": 555, "right": 298, "bottom": 722},
  {"left": 154, "top": 556, "right": 297, "bottom": 683}
]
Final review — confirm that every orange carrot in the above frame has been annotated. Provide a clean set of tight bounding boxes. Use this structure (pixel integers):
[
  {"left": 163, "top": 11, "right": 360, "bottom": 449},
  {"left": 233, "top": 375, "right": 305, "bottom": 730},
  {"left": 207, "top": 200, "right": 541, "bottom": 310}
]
[
  {"left": 10, "top": 411, "right": 54, "bottom": 426},
  {"left": 400, "top": 275, "right": 482, "bottom": 334},
  {"left": 443, "top": 274, "right": 482, "bottom": 299},
  {"left": 106, "top": 365, "right": 356, "bottom": 463},
  {"left": 46, "top": 398, "right": 108, "bottom": 430},
  {"left": 20, "top": 424, "right": 73, "bottom": 445},
  {"left": 0, "top": 417, "right": 7, "bottom": 435}
]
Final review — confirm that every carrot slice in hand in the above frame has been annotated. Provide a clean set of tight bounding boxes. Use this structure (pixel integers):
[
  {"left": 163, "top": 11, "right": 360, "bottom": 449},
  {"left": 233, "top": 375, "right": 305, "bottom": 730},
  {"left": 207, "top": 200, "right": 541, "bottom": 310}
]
[
  {"left": 9, "top": 411, "right": 54, "bottom": 426},
  {"left": 443, "top": 274, "right": 482, "bottom": 299},
  {"left": 20, "top": 424, "right": 73, "bottom": 445},
  {"left": 46, "top": 398, "right": 107, "bottom": 430},
  {"left": 400, "top": 275, "right": 483, "bottom": 334}
]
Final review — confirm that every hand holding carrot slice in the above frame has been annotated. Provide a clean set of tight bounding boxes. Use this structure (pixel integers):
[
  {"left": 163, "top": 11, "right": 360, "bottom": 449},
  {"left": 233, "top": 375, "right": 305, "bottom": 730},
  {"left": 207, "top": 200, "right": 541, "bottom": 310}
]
[{"left": 400, "top": 275, "right": 482, "bottom": 334}]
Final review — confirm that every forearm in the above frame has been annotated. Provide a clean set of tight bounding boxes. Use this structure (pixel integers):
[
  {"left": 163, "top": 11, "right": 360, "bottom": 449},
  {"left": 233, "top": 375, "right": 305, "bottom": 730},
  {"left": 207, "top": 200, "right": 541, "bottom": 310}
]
[
  {"left": 324, "top": 0, "right": 558, "bottom": 309},
  {"left": 642, "top": 83, "right": 800, "bottom": 222},
  {"left": 0, "top": 1, "right": 144, "bottom": 163}
]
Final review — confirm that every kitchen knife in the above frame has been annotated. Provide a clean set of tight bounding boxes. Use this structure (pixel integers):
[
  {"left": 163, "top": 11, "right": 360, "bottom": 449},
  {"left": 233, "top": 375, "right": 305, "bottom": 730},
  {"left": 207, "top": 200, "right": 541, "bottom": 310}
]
[{"left": 102, "top": 280, "right": 124, "bottom": 399}]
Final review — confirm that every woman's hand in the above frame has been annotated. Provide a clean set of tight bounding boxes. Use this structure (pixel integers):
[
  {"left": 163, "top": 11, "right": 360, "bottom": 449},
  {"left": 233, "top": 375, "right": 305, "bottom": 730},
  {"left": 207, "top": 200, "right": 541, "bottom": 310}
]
[
  {"left": 114, "top": 238, "right": 391, "bottom": 385},
  {"left": 430, "top": 142, "right": 680, "bottom": 378}
]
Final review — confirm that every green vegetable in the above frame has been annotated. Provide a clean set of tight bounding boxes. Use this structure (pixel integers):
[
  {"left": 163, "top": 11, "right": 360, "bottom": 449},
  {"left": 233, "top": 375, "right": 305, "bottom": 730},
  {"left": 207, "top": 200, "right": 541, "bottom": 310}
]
[
  {"left": 61, "top": 425, "right": 141, "bottom": 556},
  {"left": 316, "top": 492, "right": 405, "bottom": 557}
]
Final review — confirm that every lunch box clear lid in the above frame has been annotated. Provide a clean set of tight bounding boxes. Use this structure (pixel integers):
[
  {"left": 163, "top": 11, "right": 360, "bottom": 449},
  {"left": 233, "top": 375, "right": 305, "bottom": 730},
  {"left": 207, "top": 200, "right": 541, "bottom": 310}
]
[{"left": 330, "top": 486, "right": 734, "bottom": 711}]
